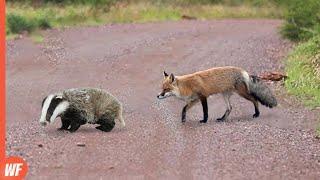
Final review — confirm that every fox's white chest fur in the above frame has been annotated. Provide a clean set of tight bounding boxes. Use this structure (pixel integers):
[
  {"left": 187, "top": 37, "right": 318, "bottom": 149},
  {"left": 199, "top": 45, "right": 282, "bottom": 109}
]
[{"left": 173, "top": 90, "right": 198, "bottom": 103}]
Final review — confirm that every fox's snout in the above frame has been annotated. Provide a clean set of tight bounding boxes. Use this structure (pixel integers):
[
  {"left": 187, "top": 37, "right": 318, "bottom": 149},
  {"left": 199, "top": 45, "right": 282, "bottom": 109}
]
[
  {"left": 157, "top": 91, "right": 174, "bottom": 99},
  {"left": 157, "top": 92, "right": 165, "bottom": 99},
  {"left": 158, "top": 71, "right": 176, "bottom": 99}
]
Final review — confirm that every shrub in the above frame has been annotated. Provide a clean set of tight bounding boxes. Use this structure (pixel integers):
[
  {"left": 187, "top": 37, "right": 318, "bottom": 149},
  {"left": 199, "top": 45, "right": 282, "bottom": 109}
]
[
  {"left": 281, "top": 0, "right": 320, "bottom": 41},
  {"left": 41, "top": 0, "right": 117, "bottom": 6},
  {"left": 37, "top": 17, "right": 52, "bottom": 29},
  {"left": 285, "top": 35, "right": 320, "bottom": 107},
  {"left": 6, "top": 14, "right": 35, "bottom": 34}
]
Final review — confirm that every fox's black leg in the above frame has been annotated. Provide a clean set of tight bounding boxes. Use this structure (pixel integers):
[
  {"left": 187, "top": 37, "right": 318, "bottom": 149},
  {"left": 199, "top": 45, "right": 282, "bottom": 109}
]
[
  {"left": 182, "top": 105, "right": 188, "bottom": 122},
  {"left": 68, "top": 121, "right": 81, "bottom": 132},
  {"left": 236, "top": 82, "right": 260, "bottom": 119},
  {"left": 96, "top": 114, "right": 115, "bottom": 132},
  {"left": 217, "top": 108, "right": 232, "bottom": 121},
  {"left": 253, "top": 102, "right": 260, "bottom": 118},
  {"left": 58, "top": 117, "right": 71, "bottom": 130},
  {"left": 217, "top": 92, "right": 232, "bottom": 122},
  {"left": 199, "top": 96, "right": 208, "bottom": 123},
  {"left": 181, "top": 99, "right": 199, "bottom": 123}
]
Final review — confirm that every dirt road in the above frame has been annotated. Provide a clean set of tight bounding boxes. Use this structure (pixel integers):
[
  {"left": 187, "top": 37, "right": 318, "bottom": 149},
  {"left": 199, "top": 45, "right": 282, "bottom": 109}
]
[{"left": 6, "top": 20, "right": 320, "bottom": 179}]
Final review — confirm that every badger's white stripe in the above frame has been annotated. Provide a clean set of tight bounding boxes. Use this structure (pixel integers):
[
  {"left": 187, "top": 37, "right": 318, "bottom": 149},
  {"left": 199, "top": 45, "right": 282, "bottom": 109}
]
[
  {"left": 50, "top": 101, "right": 69, "bottom": 123},
  {"left": 39, "top": 94, "right": 55, "bottom": 124}
]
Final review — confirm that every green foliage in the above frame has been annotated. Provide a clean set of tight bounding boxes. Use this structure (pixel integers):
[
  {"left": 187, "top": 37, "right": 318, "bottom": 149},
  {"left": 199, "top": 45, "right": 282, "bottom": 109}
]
[
  {"left": 6, "top": 0, "right": 286, "bottom": 6},
  {"left": 6, "top": 0, "right": 117, "bottom": 6},
  {"left": 37, "top": 18, "right": 52, "bottom": 29},
  {"left": 281, "top": 0, "right": 320, "bottom": 41},
  {"left": 285, "top": 35, "right": 320, "bottom": 107},
  {"left": 6, "top": 13, "right": 52, "bottom": 34},
  {"left": 280, "top": 0, "right": 320, "bottom": 135},
  {"left": 6, "top": 1, "right": 283, "bottom": 36},
  {"left": 6, "top": 13, "right": 35, "bottom": 33},
  {"left": 140, "top": 0, "right": 281, "bottom": 6}
]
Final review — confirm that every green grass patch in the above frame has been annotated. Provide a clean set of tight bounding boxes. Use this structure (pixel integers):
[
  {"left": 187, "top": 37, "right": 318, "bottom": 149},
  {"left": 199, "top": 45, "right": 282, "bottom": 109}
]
[
  {"left": 6, "top": 34, "right": 19, "bottom": 40},
  {"left": 180, "top": 4, "right": 282, "bottom": 19},
  {"left": 6, "top": 1, "right": 284, "bottom": 38},
  {"left": 6, "top": 13, "right": 35, "bottom": 34},
  {"left": 285, "top": 35, "right": 320, "bottom": 108},
  {"left": 30, "top": 32, "right": 44, "bottom": 43},
  {"left": 104, "top": 3, "right": 283, "bottom": 23}
]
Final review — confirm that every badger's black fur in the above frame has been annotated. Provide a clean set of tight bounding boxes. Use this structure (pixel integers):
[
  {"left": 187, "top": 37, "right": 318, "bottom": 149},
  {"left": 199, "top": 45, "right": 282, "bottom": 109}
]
[{"left": 39, "top": 88, "right": 125, "bottom": 132}]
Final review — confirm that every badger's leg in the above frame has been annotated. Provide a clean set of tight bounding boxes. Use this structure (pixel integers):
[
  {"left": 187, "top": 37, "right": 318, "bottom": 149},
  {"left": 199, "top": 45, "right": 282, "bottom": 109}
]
[
  {"left": 58, "top": 117, "right": 71, "bottom": 130},
  {"left": 217, "top": 92, "right": 232, "bottom": 122},
  {"left": 96, "top": 114, "right": 115, "bottom": 132},
  {"left": 117, "top": 105, "right": 125, "bottom": 127},
  {"left": 63, "top": 110, "right": 85, "bottom": 132}
]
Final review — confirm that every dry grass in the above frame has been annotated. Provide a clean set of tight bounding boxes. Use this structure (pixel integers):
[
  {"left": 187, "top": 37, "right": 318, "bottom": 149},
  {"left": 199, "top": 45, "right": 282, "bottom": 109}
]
[{"left": 6, "top": 2, "right": 283, "bottom": 37}]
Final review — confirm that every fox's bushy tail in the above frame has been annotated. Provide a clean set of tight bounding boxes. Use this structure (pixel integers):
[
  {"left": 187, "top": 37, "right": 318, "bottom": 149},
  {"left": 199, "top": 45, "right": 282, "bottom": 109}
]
[{"left": 248, "top": 75, "right": 277, "bottom": 108}]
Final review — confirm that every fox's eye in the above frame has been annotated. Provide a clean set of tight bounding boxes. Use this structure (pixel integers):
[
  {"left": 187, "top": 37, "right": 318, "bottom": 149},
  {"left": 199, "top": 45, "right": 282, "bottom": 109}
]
[{"left": 164, "top": 88, "right": 169, "bottom": 92}]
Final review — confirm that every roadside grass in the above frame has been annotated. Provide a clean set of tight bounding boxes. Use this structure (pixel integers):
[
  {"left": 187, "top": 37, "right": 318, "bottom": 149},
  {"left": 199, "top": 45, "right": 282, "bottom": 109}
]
[
  {"left": 6, "top": 2, "right": 283, "bottom": 39},
  {"left": 6, "top": 34, "right": 18, "bottom": 40},
  {"left": 105, "top": 3, "right": 283, "bottom": 23},
  {"left": 181, "top": 4, "right": 282, "bottom": 19},
  {"left": 30, "top": 32, "right": 44, "bottom": 43},
  {"left": 285, "top": 36, "right": 320, "bottom": 108}
]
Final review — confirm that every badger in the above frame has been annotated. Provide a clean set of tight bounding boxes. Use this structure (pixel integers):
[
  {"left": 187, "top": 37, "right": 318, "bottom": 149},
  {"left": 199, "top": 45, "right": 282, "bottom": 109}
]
[{"left": 39, "top": 88, "right": 125, "bottom": 132}]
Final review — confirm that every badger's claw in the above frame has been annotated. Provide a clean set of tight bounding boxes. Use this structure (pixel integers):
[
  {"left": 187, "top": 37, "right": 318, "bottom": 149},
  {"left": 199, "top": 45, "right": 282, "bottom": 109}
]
[{"left": 40, "top": 121, "right": 47, "bottom": 126}]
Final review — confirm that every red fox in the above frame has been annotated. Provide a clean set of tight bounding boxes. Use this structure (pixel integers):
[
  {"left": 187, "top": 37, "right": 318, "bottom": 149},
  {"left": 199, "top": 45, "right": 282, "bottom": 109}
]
[{"left": 157, "top": 66, "right": 277, "bottom": 123}]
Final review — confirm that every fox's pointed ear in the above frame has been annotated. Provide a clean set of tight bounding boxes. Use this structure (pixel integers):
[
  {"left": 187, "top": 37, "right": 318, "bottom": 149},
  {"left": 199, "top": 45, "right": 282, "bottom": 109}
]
[
  {"left": 164, "top": 71, "right": 168, "bottom": 77},
  {"left": 169, "top": 73, "right": 175, "bottom": 82}
]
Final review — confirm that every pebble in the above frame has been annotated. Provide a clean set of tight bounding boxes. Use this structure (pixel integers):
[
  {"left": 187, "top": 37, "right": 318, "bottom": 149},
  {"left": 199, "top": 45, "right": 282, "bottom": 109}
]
[{"left": 76, "top": 143, "right": 86, "bottom": 147}]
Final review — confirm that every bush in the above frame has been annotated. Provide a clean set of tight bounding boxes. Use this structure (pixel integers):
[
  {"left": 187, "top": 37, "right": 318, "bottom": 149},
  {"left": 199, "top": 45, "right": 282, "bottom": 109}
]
[
  {"left": 6, "top": 14, "right": 35, "bottom": 34},
  {"left": 281, "top": 0, "right": 320, "bottom": 41},
  {"left": 145, "top": 0, "right": 278, "bottom": 6},
  {"left": 285, "top": 35, "right": 320, "bottom": 107},
  {"left": 5, "top": 0, "right": 285, "bottom": 35},
  {"left": 37, "top": 18, "right": 52, "bottom": 29}
]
